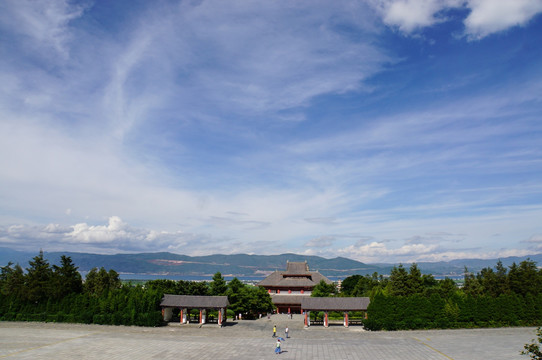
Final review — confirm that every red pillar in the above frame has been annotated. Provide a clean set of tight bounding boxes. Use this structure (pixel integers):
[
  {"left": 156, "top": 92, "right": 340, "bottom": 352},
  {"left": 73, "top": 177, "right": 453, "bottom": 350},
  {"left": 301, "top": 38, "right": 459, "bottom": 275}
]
[
  {"left": 344, "top": 312, "right": 349, "bottom": 327},
  {"left": 324, "top": 312, "right": 328, "bottom": 328},
  {"left": 180, "top": 309, "right": 183, "bottom": 324},
  {"left": 218, "top": 309, "right": 222, "bottom": 326},
  {"left": 199, "top": 309, "right": 202, "bottom": 324},
  {"left": 304, "top": 311, "right": 308, "bottom": 327}
]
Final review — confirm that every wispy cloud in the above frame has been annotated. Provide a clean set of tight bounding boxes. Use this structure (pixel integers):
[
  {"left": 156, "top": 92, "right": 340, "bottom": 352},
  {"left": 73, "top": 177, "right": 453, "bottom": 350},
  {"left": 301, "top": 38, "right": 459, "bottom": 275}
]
[
  {"left": 304, "top": 236, "right": 337, "bottom": 248},
  {"left": 0, "top": 0, "right": 87, "bottom": 59}
]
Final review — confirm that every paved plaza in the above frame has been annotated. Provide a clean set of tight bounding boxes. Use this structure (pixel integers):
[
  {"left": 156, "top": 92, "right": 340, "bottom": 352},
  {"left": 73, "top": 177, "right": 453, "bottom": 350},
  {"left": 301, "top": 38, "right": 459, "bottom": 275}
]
[{"left": 0, "top": 315, "right": 537, "bottom": 359}]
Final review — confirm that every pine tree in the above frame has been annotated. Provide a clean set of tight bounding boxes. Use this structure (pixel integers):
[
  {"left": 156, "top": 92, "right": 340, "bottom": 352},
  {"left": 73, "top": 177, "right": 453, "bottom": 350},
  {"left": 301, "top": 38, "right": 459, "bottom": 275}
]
[
  {"left": 51, "top": 255, "right": 83, "bottom": 299},
  {"left": 209, "top": 272, "right": 227, "bottom": 296},
  {"left": 25, "top": 250, "right": 53, "bottom": 303},
  {"left": 389, "top": 264, "right": 409, "bottom": 296}
]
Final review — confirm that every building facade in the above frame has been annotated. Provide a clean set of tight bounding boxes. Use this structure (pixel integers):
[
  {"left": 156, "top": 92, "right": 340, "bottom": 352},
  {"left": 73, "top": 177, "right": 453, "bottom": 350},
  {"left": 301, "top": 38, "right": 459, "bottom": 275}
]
[{"left": 257, "top": 261, "right": 333, "bottom": 313}]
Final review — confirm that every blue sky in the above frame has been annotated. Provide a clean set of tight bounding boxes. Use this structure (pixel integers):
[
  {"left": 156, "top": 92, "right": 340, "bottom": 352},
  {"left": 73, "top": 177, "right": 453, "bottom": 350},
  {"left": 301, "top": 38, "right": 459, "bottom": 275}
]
[{"left": 1, "top": 0, "right": 541, "bottom": 263}]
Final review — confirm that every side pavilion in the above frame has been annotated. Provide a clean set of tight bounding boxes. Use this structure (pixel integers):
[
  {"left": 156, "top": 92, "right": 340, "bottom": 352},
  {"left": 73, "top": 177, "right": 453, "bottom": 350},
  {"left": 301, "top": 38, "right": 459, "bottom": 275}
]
[
  {"left": 301, "top": 297, "right": 370, "bottom": 328},
  {"left": 160, "top": 294, "right": 229, "bottom": 326}
]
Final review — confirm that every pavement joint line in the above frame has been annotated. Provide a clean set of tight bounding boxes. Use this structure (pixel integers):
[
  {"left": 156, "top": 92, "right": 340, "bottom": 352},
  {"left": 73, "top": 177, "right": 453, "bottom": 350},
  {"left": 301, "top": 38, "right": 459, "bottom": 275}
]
[
  {"left": 413, "top": 337, "right": 455, "bottom": 360},
  {"left": 0, "top": 331, "right": 103, "bottom": 358}
]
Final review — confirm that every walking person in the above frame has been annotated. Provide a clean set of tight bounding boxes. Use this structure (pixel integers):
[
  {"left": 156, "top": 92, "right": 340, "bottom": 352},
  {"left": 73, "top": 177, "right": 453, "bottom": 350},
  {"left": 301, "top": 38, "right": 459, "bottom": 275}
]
[
  {"left": 275, "top": 339, "right": 281, "bottom": 354},
  {"left": 285, "top": 326, "right": 289, "bottom": 338},
  {"left": 272, "top": 325, "right": 277, "bottom": 337}
]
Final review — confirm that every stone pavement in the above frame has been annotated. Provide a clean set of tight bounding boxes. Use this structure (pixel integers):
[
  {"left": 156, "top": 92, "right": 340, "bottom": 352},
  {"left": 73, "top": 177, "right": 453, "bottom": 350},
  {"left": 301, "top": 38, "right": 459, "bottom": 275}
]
[{"left": 0, "top": 315, "right": 537, "bottom": 359}]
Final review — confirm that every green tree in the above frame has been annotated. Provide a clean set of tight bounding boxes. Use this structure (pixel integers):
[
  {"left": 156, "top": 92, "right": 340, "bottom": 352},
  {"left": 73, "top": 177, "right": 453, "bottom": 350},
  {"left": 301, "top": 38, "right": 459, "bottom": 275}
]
[
  {"left": 0, "top": 262, "right": 25, "bottom": 298},
  {"left": 209, "top": 272, "right": 227, "bottom": 296},
  {"left": 463, "top": 267, "right": 483, "bottom": 297},
  {"left": 51, "top": 255, "right": 83, "bottom": 299},
  {"left": 187, "top": 281, "right": 209, "bottom": 296},
  {"left": 226, "top": 277, "right": 247, "bottom": 315},
  {"left": 407, "top": 263, "right": 424, "bottom": 295},
  {"left": 311, "top": 280, "right": 336, "bottom": 297},
  {"left": 246, "top": 285, "right": 274, "bottom": 315},
  {"left": 340, "top": 275, "right": 363, "bottom": 296},
  {"left": 145, "top": 279, "right": 178, "bottom": 295},
  {"left": 438, "top": 277, "right": 457, "bottom": 297},
  {"left": 25, "top": 250, "right": 53, "bottom": 303},
  {"left": 84, "top": 267, "right": 121, "bottom": 296},
  {"left": 509, "top": 260, "right": 540, "bottom": 297},
  {"left": 495, "top": 260, "right": 509, "bottom": 295},
  {"left": 389, "top": 264, "right": 409, "bottom": 296}
]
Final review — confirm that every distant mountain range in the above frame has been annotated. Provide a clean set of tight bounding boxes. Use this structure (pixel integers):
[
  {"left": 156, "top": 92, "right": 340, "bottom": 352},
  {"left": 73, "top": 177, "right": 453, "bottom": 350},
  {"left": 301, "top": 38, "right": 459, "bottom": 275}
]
[{"left": 1, "top": 247, "right": 541, "bottom": 279}]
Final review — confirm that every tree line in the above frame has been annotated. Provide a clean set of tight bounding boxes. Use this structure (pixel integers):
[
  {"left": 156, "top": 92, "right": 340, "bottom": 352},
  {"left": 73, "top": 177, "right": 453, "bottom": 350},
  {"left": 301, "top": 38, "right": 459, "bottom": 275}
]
[
  {"left": 336, "top": 260, "right": 542, "bottom": 330},
  {"left": 0, "top": 251, "right": 273, "bottom": 326},
  {"left": 2, "top": 251, "right": 542, "bottom": 330}
]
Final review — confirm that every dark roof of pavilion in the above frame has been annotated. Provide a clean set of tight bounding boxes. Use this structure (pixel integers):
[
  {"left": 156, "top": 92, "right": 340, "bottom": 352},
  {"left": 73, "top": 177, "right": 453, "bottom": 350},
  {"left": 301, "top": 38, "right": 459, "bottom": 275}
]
[
  {"left": 160, "top": 295, "right": 229, "bottom": 308},
  {"left": 257, "top": 261, "right": 333, "bottom": 288},
  {"left": 270, "top": 294, "right": 307, "bottom": 305},
  {"left": 284, "top": 261, "right": 309, "bottom": 274},
  {"left": 301, "top": 297, "right": 370, "bottom": 311}
]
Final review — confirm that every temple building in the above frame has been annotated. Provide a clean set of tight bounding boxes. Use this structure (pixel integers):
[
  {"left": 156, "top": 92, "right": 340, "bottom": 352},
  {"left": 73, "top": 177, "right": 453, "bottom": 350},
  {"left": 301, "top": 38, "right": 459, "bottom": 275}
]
[{"left": 257, "top": 261, "right": 333, "bottom": 314}]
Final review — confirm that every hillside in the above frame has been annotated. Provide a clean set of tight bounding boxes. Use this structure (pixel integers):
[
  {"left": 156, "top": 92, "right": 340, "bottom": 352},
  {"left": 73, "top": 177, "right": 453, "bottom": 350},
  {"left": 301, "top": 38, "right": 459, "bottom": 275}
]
[{"left": 1, "top": 247, "right": 540, "bottom": 279}]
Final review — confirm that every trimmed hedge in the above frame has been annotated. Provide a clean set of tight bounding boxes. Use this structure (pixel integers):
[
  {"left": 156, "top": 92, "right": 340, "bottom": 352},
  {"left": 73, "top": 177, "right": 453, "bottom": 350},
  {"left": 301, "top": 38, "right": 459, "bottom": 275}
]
[
  {"left": 0, "top": 286, "right": 164, "bottom": 327},
  {"left": 365, "top": 293, "right": 542, "bottom": 330}
]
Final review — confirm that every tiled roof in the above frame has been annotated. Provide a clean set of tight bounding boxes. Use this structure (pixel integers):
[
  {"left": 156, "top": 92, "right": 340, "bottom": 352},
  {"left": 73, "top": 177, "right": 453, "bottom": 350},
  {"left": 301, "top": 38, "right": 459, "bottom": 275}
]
[
  {"left": 160, "top": 294, "right": 229, "bottom": 308},
  {"left": 301, "top": 297, "right": 370, "bottom": 311},
  {"left": 284, "top": 261, "right": 309, "bottom": 274},
  {"left": 257, "top": 262, "right": 333, "bottom": 288}
]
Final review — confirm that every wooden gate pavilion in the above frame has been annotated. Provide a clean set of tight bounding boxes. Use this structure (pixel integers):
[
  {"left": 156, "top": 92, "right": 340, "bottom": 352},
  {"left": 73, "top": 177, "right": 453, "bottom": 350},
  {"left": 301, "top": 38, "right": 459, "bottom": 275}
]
[
  {"left": 160, "top": 295, "right": 229, "bottom": 326},
  {"left": 301, "top": 297, "right": 370, "bottom": 328}
]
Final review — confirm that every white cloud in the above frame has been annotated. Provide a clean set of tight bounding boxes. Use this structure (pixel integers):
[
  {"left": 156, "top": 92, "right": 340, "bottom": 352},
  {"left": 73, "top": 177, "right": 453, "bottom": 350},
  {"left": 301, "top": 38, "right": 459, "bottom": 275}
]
[
  {"left": 464, "top": 0, "right": 542, "bottom": 39},
  {"left": 338, "top": 241, "right": 439, "bottom": 263},
  {"left": 0, "top": 217, "right": 201, "bottom": 254},
  {"left": 372, "top": 0, "right": 461, "bottom": 32},
  {"left": 68, "top": 216, "right": 128, "bottom": 244},
  {"left": 368, "top": 0, "right": 542, "bottom": 38},
  {"left": 336, "top": 240, "right": 538, "bottom": 263}
]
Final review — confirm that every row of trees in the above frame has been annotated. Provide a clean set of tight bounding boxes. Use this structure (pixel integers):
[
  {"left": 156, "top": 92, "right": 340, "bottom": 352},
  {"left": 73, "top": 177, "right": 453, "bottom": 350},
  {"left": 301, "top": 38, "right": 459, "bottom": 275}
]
[
  {"left": 339, "top": 259, "right": 542, "bottom": 300},
  {"left": 2, "top": 251, "right": 541, "bottom": 330},
  {"left": 0, "top": 251, "right": 163, "bottom": 326},
  {"left": 335, "top": 260, "right": 542, "bottom": 330},
  {"left": 0, "top": 251, "right": 274, "bottom": 326}
]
